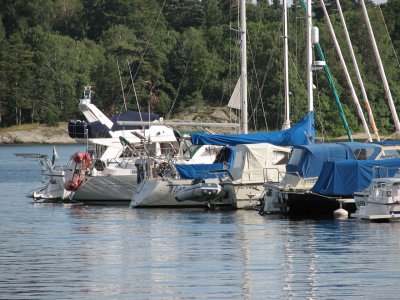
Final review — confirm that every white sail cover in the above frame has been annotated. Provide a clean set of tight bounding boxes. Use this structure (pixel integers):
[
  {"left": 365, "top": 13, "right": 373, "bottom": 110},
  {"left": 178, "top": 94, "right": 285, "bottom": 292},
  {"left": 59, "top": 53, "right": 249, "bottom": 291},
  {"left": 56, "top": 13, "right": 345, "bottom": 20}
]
[{"left": 228, "top": 77, "right": 241, "bottom": 110}]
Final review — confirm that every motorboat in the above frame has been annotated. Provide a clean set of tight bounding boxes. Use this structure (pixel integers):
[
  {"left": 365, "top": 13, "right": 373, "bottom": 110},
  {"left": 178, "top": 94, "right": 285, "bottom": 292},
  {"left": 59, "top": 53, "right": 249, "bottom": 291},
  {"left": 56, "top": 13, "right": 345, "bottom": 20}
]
[
  {"left": 262, "top": 142, "right": 400, "bottom": 216},
  {"left": 352, "top": 168, "right": 400, "bottom": 221},
  {"left": 16, "top": 149, "right": 72, "bottom": 202}
]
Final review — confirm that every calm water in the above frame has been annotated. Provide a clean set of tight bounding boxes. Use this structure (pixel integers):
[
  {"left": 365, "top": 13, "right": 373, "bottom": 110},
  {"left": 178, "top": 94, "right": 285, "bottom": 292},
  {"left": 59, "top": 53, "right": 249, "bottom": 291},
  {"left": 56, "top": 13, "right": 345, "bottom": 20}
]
[{"left": 1, "top": 144, "right": 400, "bottom": 299}]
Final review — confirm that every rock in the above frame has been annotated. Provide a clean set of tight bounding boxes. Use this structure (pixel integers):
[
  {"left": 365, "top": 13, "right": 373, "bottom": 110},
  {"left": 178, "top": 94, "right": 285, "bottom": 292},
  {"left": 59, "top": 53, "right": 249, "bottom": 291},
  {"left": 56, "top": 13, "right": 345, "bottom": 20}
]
[{"left": 0, "top": 124, "right": 76, "bottom": 144}]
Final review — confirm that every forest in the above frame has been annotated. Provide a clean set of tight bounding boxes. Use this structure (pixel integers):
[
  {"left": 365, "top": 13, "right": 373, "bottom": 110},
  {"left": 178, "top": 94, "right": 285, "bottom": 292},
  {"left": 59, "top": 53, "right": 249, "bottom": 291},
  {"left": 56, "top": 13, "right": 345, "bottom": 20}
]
[{"left": 1, "top": 0, "right": 400, "bottom": 139}]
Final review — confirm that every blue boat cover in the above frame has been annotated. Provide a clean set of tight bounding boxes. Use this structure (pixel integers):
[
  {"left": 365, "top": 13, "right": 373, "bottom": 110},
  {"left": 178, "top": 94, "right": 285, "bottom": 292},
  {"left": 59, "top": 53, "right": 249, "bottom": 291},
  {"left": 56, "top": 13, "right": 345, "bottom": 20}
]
[
  {"left": 375, "top": 140, "right": 400, "bottom": 146},
  {"left": 175, "top": 163, "right": 229, "bottom": 179},
  {"left": 311, "top": 158, "right": 400, "bottom": 196},
  {"left": 87, "top": 111, "right": 159, "bottom": 136},
  {"left": 286, "top": 142, "right": 382, "bottom": 178},
  {"left": 175, "top": 146, "right": 235, "bottom": 179},
  {"left": 191, "top": 112, "right": 315, "bottom": 146}
]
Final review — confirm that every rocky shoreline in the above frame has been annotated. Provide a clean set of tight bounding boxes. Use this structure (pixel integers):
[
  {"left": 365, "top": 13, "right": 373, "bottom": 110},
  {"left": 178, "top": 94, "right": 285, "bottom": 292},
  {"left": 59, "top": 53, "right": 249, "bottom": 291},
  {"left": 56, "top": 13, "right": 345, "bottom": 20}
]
[{"left": 0, "top": 124, "right": 76, "bottom": 144}]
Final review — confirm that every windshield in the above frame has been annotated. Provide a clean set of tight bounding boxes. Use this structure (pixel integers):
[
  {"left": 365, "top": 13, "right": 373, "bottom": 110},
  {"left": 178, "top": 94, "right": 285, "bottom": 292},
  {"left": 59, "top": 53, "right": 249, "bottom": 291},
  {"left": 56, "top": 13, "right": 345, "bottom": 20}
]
[
  {"left": 288, "top": 148, "right": 303, "bottom": 166},
  {"left": 183, "top": 144, "right": 202, "bottom": 159}
]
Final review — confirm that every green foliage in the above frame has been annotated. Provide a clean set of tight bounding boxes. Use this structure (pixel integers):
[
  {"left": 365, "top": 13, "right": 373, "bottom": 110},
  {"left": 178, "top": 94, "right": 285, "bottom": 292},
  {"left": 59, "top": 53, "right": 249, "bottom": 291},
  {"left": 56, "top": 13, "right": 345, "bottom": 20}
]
[{"left": 0, "top": 0, "right": 399, "bottom": 139}]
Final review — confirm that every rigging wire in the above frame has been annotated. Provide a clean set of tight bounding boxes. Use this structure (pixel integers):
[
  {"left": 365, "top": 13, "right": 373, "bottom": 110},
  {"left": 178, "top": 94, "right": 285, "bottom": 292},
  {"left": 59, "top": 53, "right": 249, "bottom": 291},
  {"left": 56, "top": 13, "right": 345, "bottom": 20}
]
[
  {"left": 111, "top": 0, "right": 167, "bottom": 123},
  {"left": 166, "top": 2, "right": 212, "bottom": 119},
  {"left": 377, "top": 4, "right": 400, "bottom": 70},
  {"left": 131, "top": 0, "right": 167, "bottom": 83},
  {"left": 116, "top": 59, "right": 128, "bottom": 112},
  {"left": 127, "top": 60, "right": 143, "bottom": 123}
]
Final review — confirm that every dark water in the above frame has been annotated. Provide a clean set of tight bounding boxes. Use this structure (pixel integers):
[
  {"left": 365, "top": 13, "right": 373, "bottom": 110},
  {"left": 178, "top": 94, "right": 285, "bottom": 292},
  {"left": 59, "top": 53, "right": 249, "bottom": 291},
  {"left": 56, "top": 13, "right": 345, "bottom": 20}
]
[{"left": 1, "top": 145, "right": 400, "bottom": 299}]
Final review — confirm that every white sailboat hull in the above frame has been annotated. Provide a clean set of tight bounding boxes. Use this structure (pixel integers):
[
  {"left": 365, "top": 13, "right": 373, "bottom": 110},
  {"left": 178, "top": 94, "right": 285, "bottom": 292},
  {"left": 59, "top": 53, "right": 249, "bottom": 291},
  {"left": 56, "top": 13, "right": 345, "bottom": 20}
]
[
  {"left": 72, "top": 175, "right": 137, "bottom": 205},
  {"left": 131, "top": 178, "right": 230, "bottom": 208},
  {"left": 222, "top": 182, "right": 265, "bottom": 209}
]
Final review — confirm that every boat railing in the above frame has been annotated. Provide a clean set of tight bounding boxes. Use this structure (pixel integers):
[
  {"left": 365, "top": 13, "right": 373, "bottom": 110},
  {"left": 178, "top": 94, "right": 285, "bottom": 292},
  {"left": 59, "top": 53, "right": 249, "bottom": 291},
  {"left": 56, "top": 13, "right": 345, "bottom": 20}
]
[
  {"left": 207, "top": 169, "right": 235, "bottom": 181},
  {"left": 263, "top": 168, "right": 286, "bottom": 183},
  {"left": 264, "top": 171, "right": 316, "bottom": 190}
]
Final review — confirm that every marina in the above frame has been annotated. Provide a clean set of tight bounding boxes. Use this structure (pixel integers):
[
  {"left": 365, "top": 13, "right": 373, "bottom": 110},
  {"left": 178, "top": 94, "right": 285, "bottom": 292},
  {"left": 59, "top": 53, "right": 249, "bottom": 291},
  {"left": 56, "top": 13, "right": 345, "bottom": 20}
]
[
  {"left": 2, "top": 144, "right": 400, "bottom": 299},
  {"left": 2, "top": 0, "right": 400, "bottom": 298}
]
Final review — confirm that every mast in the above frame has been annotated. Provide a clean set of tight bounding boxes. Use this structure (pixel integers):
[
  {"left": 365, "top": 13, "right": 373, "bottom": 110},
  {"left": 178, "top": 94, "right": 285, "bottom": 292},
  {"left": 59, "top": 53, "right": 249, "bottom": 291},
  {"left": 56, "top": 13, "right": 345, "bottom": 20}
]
[
  {"left": 336, "top": 0, "right": 380, "bottom": 141},
  {"left": 320, "top": 0, "right": 372, "bottom": 142},
  {"left": 300, "top": 0, "right": 353, "bottom": 141},
  {"left": 282, "top": 0, "right": 290, "bottom": 129},
  {"left": 240, "top": 0, "right": 248, "bottom": 134},
  {"left": 306, "top": 0, "right": 313, "bottom": 133},
  {"left": 360, "top": 0, "right": 400, "bottom": 133}
]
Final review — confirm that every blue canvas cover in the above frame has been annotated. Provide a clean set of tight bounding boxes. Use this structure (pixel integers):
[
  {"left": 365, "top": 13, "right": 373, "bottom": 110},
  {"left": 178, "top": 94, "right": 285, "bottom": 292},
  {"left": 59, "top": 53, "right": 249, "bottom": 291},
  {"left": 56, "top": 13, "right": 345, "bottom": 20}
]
[
  {"left": 175, "top": 146, "right": 235, "bottom": 179},
  {"left": 311, "top": 158, "right": 400, "bottom": 196},
  {"left": 175, "top": 163, "right": 229, "bottom": 179},
  {"left": 191, "top": 112, "right": 314, "bottom": 146},
  {"left": 376, "top": 140, "right": 400, "bottom": 146},
  {"left": 286, "top": 142, "right": 382, "bottom": 178}
]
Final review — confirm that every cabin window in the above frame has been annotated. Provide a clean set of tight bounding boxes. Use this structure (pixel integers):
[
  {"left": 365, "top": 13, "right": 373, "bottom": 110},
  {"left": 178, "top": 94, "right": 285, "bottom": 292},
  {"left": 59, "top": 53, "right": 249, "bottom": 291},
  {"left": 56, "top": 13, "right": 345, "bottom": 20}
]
[
  {"left": 273, "top": 151, "right": 290, "bottom": 166},
  {"left": 380, "top": 149, "right": 400, "bottom": 159},
  {"left": 288, "top": 148, "right": 303, "bottom": 165},
  {"left": 183, "top": 145, "right": 202, "bottom": 159},
  {"left": 353, "top": 148, "right": 375, "bottom": 160}
]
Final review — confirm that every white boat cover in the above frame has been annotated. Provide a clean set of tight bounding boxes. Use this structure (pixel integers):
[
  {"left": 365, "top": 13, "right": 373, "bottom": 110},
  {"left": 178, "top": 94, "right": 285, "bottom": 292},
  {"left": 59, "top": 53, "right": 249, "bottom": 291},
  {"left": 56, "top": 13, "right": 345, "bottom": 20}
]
[{"left": 229, "top": 143, "right": 290, "bottom": 182}]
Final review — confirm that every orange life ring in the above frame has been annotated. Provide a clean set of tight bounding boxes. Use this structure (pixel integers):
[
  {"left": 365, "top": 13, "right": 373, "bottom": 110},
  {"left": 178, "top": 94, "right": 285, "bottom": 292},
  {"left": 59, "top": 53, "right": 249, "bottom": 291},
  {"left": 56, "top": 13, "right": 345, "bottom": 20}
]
[{"left": 64, "top": 152, "right": 91, "bottom": 191}]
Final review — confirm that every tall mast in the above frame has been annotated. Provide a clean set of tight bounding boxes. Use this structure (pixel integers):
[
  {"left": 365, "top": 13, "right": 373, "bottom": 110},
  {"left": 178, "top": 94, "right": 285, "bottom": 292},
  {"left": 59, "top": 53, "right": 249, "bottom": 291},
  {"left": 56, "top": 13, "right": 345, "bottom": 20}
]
[
  {"left": 320, "top": 0, "right": 372, "bottom": 142},
  {"left": 360, "top": 0, "right": 400, "bottom": 133},
  {"left": 336, "top": 0, "right": 379, "bottom": 141},
  {"left": 240, "top": 0, "right": 248, "bottom": 134},
  {"left": 282, "top": 0, "right": 290, "bottom": 129},
  {"left": 306, "top": 0, "right": 313, "bottom": 116},
  {"left": 300, "top": 0, "right": 353, "bottom": 141}
]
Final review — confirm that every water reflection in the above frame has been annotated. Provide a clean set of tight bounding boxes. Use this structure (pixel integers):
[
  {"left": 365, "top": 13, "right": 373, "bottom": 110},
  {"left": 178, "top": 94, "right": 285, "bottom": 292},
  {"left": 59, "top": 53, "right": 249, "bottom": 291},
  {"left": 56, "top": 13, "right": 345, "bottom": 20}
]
[{"left": 2, "top": 145, "right": 400, "bottom": 299}]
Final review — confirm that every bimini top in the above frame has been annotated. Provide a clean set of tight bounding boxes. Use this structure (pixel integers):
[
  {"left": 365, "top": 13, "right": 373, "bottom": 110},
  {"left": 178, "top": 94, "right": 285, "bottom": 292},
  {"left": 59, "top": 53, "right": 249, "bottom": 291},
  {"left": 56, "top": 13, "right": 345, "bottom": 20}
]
[
  {"left": 175, "top": 146, "right": 236, "bottom": 180},
  {"left": 87, "top": 111, "right": 159, "bottom": 137},
  {"left": 311, "top": 158, "right": 400, "bottom": 196},
  {"left": 190, "top": 112, "right": 314, "bottom": 147},
  {"left": 286, "top": 142, "right": 383, "bottom": 178}
]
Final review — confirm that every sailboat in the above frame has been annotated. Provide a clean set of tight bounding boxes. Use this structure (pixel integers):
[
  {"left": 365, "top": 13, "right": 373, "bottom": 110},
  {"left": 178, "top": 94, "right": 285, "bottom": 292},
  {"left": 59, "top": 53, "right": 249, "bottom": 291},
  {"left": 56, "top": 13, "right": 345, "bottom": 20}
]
[
  {"left": 62, "top": 86, "right": 181, "bottom": 205},
  {"left": 173, "top": 0, "right": 315, "bottom": 210},
  {"left": 261, "top": 0, "right": 400, "bottom": 217}
]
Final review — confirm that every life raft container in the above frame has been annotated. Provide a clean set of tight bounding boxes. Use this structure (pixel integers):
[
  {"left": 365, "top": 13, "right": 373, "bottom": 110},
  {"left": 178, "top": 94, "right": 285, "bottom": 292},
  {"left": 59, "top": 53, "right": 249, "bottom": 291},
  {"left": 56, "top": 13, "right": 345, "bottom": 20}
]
[{"left": 64, "top": 151, "right": 91, "bottom": 191}]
